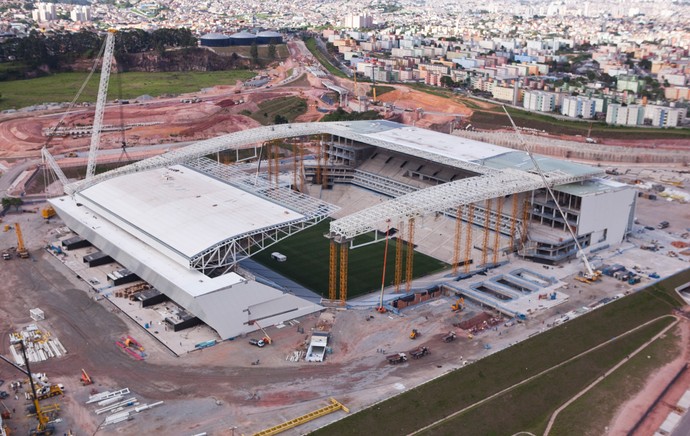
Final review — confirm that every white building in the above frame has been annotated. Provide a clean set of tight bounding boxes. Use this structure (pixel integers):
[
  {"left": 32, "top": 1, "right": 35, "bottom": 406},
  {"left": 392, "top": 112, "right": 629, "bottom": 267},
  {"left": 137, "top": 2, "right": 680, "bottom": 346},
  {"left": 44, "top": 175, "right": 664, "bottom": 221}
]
[
  {"left": 343, "top": 13, "right": 373, "bottom": 29},
  {"left": 70, "top": 5, "right": 91, "bottom": 22},
  {"left": 523, "top": 90, "right": 557, "bottom": 112},
  {"left": 646, "top": 106, "right": 686, "bottom": 128},
  {"left": 606, "top": 104, "right": 644, "bottom": 126},
  {"left": 561, "top": 96, "right": 596, "bottom": 119},
  {"left": 32, "top": 2, "right": 56, "bottom": 22}
]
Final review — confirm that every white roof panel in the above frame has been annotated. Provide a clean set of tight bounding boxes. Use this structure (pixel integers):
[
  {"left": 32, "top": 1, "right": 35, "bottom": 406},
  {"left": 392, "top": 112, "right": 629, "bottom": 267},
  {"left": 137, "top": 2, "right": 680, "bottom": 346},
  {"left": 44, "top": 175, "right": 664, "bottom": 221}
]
[
  {"left": 79, "top": 165, "right": 304, "bottom": 259},
  {"left": 364, "top": 125, "right": 513, "bottom": 162}
]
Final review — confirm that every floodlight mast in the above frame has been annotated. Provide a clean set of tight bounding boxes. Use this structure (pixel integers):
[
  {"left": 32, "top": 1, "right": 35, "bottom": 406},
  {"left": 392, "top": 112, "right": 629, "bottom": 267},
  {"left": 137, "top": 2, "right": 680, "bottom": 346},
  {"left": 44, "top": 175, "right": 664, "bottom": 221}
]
[
  {"left": 85, "top": 29, "right": 117, "bottom": 181},
  {"left": 501, "top": 106, "right": 598, "bottom": 280}
]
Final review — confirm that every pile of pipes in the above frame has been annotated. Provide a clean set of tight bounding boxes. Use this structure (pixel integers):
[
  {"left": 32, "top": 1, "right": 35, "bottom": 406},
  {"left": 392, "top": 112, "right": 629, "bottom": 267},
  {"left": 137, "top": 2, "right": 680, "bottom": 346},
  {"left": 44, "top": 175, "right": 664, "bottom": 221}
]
[
  {"left": 8, "top": 325, "right": 67, "bottom": 365},
  {"left": 86, "top": 388, "right": 163, "bottom": 427},
  {"left": 285, "top": 350, "right": 304, "bottom": 362}
]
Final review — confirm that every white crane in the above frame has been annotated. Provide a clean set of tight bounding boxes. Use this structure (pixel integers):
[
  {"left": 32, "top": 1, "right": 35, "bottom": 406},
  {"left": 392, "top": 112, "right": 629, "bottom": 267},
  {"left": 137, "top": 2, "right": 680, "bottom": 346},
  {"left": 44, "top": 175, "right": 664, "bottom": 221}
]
[
  {"left": 85, "top": 29, "right": 118, "bottom": 180},
  {"left": 502, "top": 106, "right": 600, "bottom": 282}
]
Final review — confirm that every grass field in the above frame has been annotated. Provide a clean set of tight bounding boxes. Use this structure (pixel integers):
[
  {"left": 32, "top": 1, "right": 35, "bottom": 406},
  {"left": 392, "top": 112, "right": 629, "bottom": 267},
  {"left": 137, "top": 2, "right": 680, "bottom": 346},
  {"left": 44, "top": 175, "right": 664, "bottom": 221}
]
[
  {"left": 249, "top": 96, "right": 308, "bottom": 125},
  {"left": 313, "top": 268, "right": 689, "bottom": 435},
  {"left": 304, "top": 38, "right": 348, "bottom": 79},
  {"left": 251, "top": 220, "right": 449, "bottom": 297},
  {"left": 0, "top": 70, "right": 256, "bottom": 111}
]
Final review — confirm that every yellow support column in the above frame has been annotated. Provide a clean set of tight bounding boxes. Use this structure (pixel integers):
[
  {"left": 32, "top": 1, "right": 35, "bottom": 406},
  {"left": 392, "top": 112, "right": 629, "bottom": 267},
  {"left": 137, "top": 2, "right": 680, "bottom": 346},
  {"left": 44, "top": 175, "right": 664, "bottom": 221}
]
[
  {"left": 452, "top": 205, "right": 462, "bottom": 275},
  {"left": 394, "top": 221, "right": 403, "bottom": 293},
  {"left": 482, "top": 199, "right": 492, "bottom": 266},
  {"left": 329, "top": 240, "right": 338, "bottom": 301},
  {"left": 492, "top": 196, "right": 504, "bottom": 264},
  {"left": 464, "top": 204, "right": 474, "bottom": 273},
  {"left": 405, "top": 217, "right": 415, "bottom": 292},
  {"left": 339, "top": 243, "right": 349, "bottom": 305}
]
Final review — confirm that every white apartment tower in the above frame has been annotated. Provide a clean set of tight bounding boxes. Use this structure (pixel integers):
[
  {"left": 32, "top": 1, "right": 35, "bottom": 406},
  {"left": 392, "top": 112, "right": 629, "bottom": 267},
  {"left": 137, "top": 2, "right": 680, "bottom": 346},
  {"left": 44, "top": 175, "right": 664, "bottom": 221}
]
[
  {"left": 523, "top": 90, "right": 557, "bottom": 112},
  {"left": 70, "top": 6, "right": 91, "bottom": 22},
  {"left": 606, "top": 104, "right": 644, "bottom": 126},
  {"left": 561, "top": 96, "right": 596, "bottom": 119},
  {"left": 343, "top": 14, "right": 373, "bottom": 29},
  {"left": 32, "top": 2, "right": 57, "bottom": 22}
]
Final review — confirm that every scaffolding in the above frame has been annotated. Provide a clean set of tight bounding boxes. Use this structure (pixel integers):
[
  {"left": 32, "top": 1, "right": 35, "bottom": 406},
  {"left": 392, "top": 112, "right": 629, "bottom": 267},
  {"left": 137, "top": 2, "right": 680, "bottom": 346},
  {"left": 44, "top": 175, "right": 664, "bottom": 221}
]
[
  {"left": 394, "top": 220, "right": 404, "bottom": 292},
  {"left": 464, "top": 204, "right": 474, "bottom": 273},
  {"left": 252, "top": 398, "right": 349, "bottom": 436},
  {"left": 482, "top": 198, "right": 492, "bottom": 266},
  {"left": 405, "top": 218, "right": 415, "bottom": 292},
  {"left": 452, "top": 206, "right": 462, "bottom": 275},
  {"left": 493, "top": 196, "right": 504, "bottom": 264}
]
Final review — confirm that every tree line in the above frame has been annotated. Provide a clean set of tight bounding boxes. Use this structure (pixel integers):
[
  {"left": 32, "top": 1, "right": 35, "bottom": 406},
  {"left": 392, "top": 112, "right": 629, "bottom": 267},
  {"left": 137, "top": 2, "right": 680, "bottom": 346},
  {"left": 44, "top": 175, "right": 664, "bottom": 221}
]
[{"left": 0, "top": 28, "right": 197, "bottom": 79}]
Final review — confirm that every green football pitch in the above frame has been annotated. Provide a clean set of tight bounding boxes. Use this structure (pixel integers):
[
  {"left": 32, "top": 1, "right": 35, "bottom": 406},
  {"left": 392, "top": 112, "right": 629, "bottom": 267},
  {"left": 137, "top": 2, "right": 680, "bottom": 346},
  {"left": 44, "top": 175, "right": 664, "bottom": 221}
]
[{"left": 251, "top": 220, "right": 449, "bottom": 299}]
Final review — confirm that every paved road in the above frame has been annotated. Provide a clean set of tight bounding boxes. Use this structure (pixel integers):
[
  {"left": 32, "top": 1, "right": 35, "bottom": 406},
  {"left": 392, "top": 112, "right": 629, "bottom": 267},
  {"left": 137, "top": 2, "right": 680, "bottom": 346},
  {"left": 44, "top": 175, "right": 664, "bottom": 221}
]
[{"left": 0, "top": 158, "right": 38, "bottom": 198}]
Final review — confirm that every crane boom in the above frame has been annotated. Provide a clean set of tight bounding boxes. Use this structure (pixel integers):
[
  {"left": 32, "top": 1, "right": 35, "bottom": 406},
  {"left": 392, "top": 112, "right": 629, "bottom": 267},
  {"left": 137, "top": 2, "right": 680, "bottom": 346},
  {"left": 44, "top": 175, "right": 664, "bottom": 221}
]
[
  {"left": 15, "top": 223, "right": 29, "bottom": 258},
  {"left": 41, "top": 147, "right": 69, "bottom": 189},
  {"left": 502, "top": 106, "right": 598, "bottom": 280},
  {"left": 85, "top": 29, "right": 117, "bottom": 180}
]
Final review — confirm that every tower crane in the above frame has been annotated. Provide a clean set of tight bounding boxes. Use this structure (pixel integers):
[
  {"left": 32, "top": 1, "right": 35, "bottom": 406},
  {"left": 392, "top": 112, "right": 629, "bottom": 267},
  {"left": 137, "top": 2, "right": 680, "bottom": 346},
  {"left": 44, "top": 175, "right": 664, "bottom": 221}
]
[
  {"left": 502, "top": 107, "right": 600, "bottom": 282},
  {"left": 85, "top": 29, "right": 118, "bottom": 181}
]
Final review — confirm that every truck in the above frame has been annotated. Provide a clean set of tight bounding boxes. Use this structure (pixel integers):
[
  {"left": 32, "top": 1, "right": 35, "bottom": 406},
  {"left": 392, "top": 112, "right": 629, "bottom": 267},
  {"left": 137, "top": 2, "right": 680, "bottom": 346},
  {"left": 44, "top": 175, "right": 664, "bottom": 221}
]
[
  {"left": 657, "top": 221, "right": 670, "bottom": 229},
  {"left": 442, "top": 331, "right": 456, "bottom": 343},
  {"left": 409, "top": 346, "right": 430, "bottom": 359},
  {"left": 386, "top": 352, "right": 407, "bottom": 364}
]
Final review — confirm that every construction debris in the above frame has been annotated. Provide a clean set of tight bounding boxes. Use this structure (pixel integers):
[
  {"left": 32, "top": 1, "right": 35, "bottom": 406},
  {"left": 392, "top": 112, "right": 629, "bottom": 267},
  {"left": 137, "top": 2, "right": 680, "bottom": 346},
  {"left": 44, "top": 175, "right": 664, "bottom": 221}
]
[{"left": 115, "top": 336, "right": 146, "bottom": 360}]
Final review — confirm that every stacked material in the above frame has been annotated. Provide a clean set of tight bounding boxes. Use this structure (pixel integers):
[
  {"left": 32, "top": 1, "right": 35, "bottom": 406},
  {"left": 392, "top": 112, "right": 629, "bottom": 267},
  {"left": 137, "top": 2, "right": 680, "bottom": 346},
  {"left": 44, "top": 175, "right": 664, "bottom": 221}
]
[
  {"left": 86, "top": 388, "right": 163, "bottom": 428},
  {"left": 8, "top": 325, "right": 67, "bottom": 365}
]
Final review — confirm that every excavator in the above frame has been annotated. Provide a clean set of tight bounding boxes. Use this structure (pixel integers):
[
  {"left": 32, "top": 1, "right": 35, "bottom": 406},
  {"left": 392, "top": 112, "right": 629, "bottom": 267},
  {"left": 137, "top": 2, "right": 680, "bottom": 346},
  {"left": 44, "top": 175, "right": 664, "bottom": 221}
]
[
  {"left": 451, "top": 297, "right": 465, "bottom": 312},
  {"left": 0, "top": 340, "right": 58, "bottom": 435}
]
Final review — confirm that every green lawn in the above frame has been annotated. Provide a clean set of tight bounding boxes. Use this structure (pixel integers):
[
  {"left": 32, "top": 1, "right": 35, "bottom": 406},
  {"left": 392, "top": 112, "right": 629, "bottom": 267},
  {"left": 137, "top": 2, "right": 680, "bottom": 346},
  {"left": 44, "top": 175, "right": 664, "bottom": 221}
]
[
  {"left": 313, "top": 268, "right": 689, "bottom": 435},
  {"left": 304, "top": 38, "right": 348, "bottom": 79},
  {"left": 252, "top": 220, "right": 449, "bottom": 298},
  {"left": 0, "top": 70, "right": 255, "bottom": 111},
  {"left": 249, "top": 96, "right": 308, "bottom": 125}
]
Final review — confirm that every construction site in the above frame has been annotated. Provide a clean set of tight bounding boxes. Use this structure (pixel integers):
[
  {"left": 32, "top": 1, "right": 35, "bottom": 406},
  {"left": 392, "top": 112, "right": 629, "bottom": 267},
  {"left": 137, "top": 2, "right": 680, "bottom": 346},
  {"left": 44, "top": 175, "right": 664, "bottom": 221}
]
[{"left": 0, "top": 33, "right": 690, "bottom": 436}]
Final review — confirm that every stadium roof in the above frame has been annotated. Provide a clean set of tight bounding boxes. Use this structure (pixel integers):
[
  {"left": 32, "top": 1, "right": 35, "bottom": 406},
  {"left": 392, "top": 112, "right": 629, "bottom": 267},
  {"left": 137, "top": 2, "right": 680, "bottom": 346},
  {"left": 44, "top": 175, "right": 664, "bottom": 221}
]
[
  {"left": 230, "top": 31, "right": 257, "bottom": 39},
  {"left": 76, "top": 165, "right": 306, "bottom": 265}
]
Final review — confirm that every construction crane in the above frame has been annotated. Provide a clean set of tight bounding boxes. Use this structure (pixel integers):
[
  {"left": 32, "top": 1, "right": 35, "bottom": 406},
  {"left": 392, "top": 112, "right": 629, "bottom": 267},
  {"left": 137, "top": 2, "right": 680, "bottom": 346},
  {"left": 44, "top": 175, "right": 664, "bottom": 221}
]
[
  {"left": 15, "top": 222, "right": 29, "bottom": 258},
  {"left": 0, "top": 340, "right": 57, "bottom": 435},
  {"left": 502, "top": 107, "right": 600, "bottom": 282},
  {"left": 85, "top": 29, "right": 118, "bottom": 181}
]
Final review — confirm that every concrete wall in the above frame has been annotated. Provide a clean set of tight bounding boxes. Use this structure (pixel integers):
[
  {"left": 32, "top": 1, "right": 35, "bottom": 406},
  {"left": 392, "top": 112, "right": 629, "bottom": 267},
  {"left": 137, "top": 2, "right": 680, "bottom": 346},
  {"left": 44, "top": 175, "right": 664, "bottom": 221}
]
[{"left": 578, "top": 187, "right": 636, "bottom": 251}]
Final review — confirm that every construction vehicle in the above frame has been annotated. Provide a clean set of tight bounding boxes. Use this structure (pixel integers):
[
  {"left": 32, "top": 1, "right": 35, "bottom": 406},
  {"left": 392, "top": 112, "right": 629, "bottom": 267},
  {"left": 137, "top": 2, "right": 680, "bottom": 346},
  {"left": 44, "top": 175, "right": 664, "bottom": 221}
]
[
  {"left": 41, "top": 205, "right": 56, "bottom": 220},
  {"left": 409, "top": 329, "right": 419, "bottom": 340},
  {"left": 0, "top": 340, "right": 57, "bottom": 435},
  {"left": 30, "top": 384, "right": 64, "bottom": 401},
  {"left": 80, "top": 369, "right": 93, "bottom": 386},
  {"left": 409, "top": 346, "right": 430, "bottom": 359},
  {"left": 15, "top": 222, "right": 29, "bottom": 258},
  {"left": 249, "top": 320, "right": 272, "bottom": 345},
  {"left": 442, "top": 331, "right": 457, "bottom": 343},
  {"left": 123, "top": 336, "right": 144, "bottom": 351},
  {"left": 249, "top": 338, "right": 266, "bottom": 348},
  {"left": 386, "top": 352, "right": 407, "bottom": 364},
  {"left": 451, "top": 297, "right": 465, "bottom": 312}
]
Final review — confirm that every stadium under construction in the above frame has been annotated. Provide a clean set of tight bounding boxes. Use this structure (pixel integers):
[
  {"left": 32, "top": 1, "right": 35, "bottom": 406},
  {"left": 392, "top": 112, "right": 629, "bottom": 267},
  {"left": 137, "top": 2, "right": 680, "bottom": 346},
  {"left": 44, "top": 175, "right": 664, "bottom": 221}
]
[{"left": 49, "top": 120, "right": 636, "bottom": 339}]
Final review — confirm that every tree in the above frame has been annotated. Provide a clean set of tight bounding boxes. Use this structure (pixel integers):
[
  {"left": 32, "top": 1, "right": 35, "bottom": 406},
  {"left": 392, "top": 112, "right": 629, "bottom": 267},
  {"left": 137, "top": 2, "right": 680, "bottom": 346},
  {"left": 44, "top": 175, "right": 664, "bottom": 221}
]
[
  {"left": 1, "top": 197, "right": 23, "bottom": 211},
  {"left": 274, "top": 114, "right": 288, "bottom": 124},
  {"left": 439, "top": 76, "right": 455, "bottom": 88}
]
